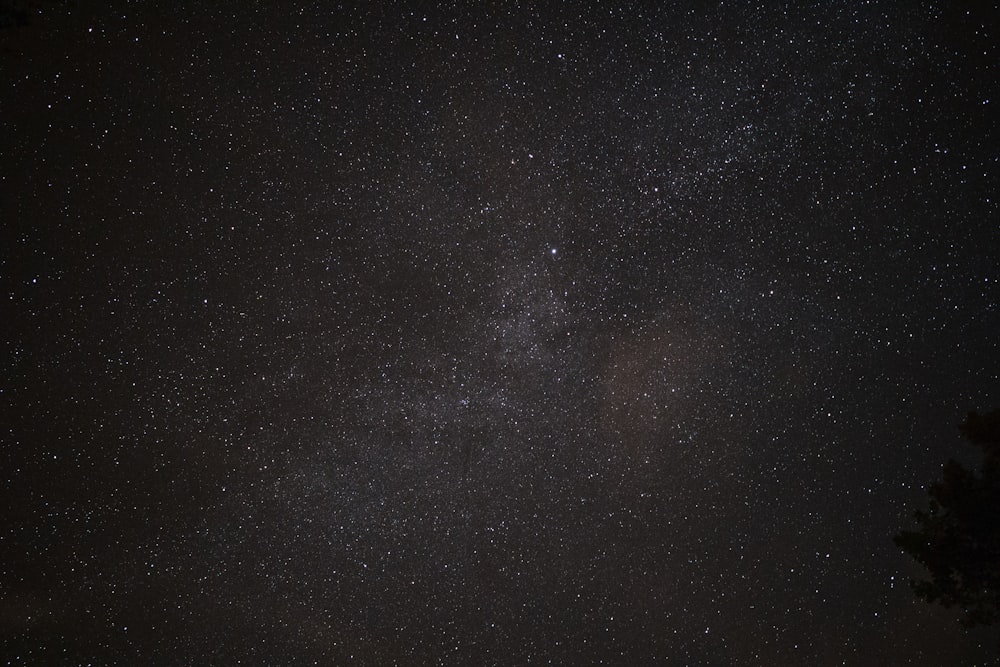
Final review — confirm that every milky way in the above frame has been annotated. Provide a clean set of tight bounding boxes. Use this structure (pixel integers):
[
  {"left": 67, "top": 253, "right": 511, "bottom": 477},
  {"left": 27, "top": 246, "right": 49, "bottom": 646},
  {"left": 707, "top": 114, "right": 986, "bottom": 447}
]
[{"left": 2, "top": 2, "right": 999, "bottom": 664}]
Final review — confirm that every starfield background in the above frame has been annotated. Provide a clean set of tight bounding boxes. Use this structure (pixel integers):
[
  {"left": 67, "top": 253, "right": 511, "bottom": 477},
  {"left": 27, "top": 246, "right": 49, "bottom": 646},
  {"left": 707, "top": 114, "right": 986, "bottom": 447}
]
[{"left": 2, "top": 1, "right": 999, "bottom": 664}]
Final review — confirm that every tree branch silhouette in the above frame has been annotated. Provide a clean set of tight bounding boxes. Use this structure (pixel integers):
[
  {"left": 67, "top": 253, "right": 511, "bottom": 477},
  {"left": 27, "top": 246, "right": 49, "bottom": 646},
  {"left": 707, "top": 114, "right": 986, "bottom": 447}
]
[{"left": 894, "top": 409, "right": 1000, "bottom": 628}]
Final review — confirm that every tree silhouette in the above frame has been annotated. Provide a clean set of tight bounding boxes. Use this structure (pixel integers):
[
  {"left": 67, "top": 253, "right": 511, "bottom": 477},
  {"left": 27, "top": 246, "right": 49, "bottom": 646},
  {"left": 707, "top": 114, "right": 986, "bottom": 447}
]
[{"left": 894, "top": 409, "right": 1000, "bottom": 627}]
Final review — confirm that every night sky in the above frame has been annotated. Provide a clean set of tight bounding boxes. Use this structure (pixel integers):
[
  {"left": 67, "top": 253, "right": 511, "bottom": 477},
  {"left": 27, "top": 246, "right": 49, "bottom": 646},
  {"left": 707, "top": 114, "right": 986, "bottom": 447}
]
[{"left": 2, "top": 2, "right": 1000, "bottom": 664}]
